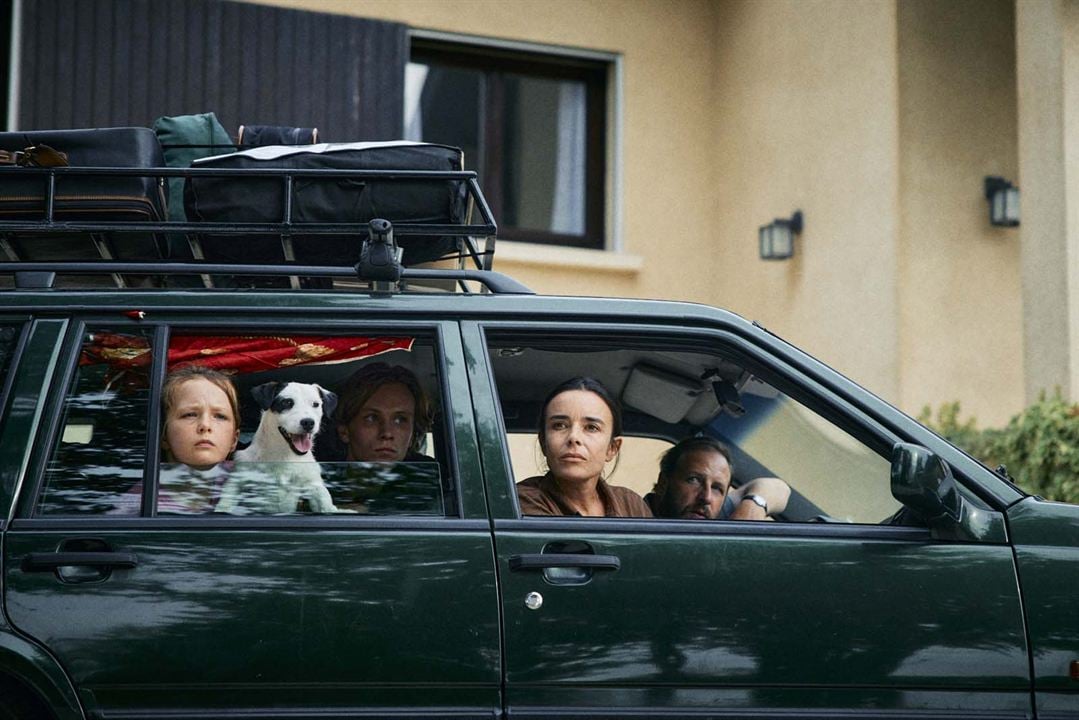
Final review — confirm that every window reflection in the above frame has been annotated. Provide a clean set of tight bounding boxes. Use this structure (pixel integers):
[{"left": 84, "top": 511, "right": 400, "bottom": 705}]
[
  {"left": 38, "top": 329, "right": 154, "bottom": 516},
  {"left": 39, "top": 461, "right": 444, "bottom": 518}
]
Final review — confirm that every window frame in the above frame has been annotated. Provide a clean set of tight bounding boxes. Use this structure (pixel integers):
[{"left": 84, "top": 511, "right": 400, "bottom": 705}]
[
  {"left": 408, "top": 32, "right": 615, "bottom": 250},
  {"left": 0, "top": 317, "right": 30, "bottom": 434},
  {"left": 19, "top": 318, "right": 468, "bottom": 522}
]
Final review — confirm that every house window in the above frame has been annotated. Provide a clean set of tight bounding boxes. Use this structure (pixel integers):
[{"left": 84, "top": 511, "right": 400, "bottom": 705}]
[{"left": 406, "top": 38, "right": 609, "bottom": 249}]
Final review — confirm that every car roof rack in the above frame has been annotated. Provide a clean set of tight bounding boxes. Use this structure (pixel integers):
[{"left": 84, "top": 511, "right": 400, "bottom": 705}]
[{"left": 0, "top": 164, "right": 533, "bottom": 295}]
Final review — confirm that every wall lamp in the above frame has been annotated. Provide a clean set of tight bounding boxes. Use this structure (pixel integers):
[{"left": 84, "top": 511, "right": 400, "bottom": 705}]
[
  {"left": 984, "top": 176, "right": 1020, "bottom": 227},
  {"left": 759, "top": 210, "right": 803, "bottom": 260}
]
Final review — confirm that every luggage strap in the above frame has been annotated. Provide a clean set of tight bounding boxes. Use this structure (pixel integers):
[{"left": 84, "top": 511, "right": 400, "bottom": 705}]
[{"left": 0, "top": 145, "right": 70, "bottom": 167}]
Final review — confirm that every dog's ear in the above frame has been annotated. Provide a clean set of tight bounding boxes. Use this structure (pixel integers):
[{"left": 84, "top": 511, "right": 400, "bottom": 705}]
[
  {"left": 316, "top": 385, "right": 338, "bottom": 418},
  {"left": 250, "top": 382, "right": 281, "bottom": 411}
]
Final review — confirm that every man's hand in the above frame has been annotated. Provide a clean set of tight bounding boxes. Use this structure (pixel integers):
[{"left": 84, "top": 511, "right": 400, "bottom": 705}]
[{"left": 727, "top": 477, "right": 791, "bottom": 520}]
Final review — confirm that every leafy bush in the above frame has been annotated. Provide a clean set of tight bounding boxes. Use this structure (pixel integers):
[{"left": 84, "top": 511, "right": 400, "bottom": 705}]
[{"left": 919, "top": 394, "right": 1079, "bottom": 504}]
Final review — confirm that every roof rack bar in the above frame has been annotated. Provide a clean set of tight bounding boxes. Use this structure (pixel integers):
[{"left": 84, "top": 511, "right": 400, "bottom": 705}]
[
  {"left": 1, "top": 262, "right": 534, "bottom": 295},
  {"left": 0, "top": 164, "right": 507, "bottom": 286},
  {"left": 0, "top": 220, "right": 497, "bottom": 236},
  {"left": 45, "top": 174, "right": 56, "bottom": 222},
  {"left": 467, "top": 177, "right": 496, "bottom": 234},
  {"left": 0, "top": 166, "right": 485, "bottom": 180},
  {"left": 403, "top": 268, "right": 531, "bottom": 294},
  {"left": 283, "top": 174, "right": 295, "bottom": 225}
]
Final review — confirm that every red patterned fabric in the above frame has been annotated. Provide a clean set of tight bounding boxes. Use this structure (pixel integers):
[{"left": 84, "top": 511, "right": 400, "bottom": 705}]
[
  {"left": 80, "top": 333, "right": 414, "bottom": 377},
  {"left": 165, "top": 335, "right": 414, "bottom": 373}
]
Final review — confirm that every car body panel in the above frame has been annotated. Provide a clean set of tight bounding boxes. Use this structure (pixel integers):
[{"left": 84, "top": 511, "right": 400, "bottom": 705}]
[
  {"left": 0, "top": 629, "right": 84, "bottom": 720},
  {"left": 492, "top": 519, "right": 1030, "bottom": 717},
  {"left": 1007, "top": 496, "right": 1079, "bottom": 712},
  {"left": 4, "top": 522, "right": 501, "bottom": 717}
]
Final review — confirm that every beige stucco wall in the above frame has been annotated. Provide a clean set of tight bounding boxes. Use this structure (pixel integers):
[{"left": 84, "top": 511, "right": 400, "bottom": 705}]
[
  {"left": 1016, "top": 0, "right": 1072, "bottom": 406},
  {"left": 247, "top": 0, "right": 1032, "bottom": 425},
  {"left": 711, "top": 0, "right": 902, "bottom": 403},
  {"left": 1015, "top": 0, "right": 1079, "bottom": 412},
  {"left": 896, "top": 0, "right": 1023, "bottom": 426}
]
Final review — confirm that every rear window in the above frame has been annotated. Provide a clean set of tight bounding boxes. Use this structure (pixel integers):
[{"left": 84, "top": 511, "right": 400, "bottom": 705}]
[{"left": 35, "top": 328, "right": 454, "bottom": 518}]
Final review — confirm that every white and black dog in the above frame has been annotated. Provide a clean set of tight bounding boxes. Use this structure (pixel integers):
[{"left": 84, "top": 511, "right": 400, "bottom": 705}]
[{"left": 217, "top": 381, "right": 341, "bottom": 514}]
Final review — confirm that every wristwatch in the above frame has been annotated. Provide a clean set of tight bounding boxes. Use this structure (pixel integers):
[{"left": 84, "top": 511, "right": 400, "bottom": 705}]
[{"left": 743, "top": 493, "right": 768, "bottom": 515}]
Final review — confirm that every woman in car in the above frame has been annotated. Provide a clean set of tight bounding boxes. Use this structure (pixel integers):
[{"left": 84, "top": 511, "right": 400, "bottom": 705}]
[{"left": 517, "top": 376, "right": 651, "bottom": 517}]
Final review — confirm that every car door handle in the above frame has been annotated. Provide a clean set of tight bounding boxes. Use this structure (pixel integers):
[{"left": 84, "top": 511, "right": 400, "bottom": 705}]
[
  {"left": 22, "top": 551, "right": 138, "bottom": 572},
  {"left": 508, "top": 553, "right": 620, "bottom": 572}
]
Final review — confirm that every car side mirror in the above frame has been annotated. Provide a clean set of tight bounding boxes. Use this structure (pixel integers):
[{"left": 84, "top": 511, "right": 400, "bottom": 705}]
[
  {"left": 890, "top": 442, "right": 961, "bottom": 524},
  {"left": 890, "top": 442, "right": 1006, "bottom": 542}
]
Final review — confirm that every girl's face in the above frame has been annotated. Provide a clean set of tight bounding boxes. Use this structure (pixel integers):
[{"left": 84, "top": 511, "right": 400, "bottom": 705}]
[
  {"left": 541, "top": 389, "right": 622, "bottom": 485},
  {"left": 163, "top": 377, "right": 239, "bottom": 470}
]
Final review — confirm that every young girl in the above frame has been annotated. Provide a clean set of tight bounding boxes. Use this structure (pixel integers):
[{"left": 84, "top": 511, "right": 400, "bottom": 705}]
[
  {"left": 516, "top": 376, "right": 651, "bottom": 518},
  {"left": 161, "top": 365, "right": 240, "bottom": 470},
  {"left": 110, "top": 366, "right": 240, "bottom": 515},
  {"left": 157, "top": 366, "right": 239, "bottom": 512}
]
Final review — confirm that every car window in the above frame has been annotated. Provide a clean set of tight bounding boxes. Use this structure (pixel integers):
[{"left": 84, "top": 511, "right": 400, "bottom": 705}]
[
  {"left": 37, "top": 328, "right": 156, "bottom": 515},
  {"left": 487, "top": 334, "right": 900, "bottom": 524},
  {"left": 35, "top": 329, "right": 454, "bottom": 517}
]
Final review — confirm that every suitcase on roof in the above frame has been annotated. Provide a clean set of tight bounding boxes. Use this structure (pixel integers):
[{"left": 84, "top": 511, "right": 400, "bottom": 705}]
[
  {"left": 183, "top": 141, "right": 468, "bottom": 271},
  {"left": 0, "top": 127, "right": 174, "bottom": 269},
  {"left": 0, "top": 127, "right": 167, "bottom": 222}
]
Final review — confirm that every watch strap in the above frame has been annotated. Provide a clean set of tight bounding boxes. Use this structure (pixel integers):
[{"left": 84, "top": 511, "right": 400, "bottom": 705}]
[{"left": 743, "top": 493, "right": 768, "bottom": 514}]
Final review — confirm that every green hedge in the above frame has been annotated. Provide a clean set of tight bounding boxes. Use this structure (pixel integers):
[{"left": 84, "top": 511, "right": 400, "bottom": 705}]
[{"left": 918, "top": 394, "right": 1079, "bottom": 505}]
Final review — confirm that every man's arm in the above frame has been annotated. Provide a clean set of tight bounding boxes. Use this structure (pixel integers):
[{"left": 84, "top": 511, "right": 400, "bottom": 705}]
[{"left": 726, "top": 476, "right": 791, "bottom": 520}]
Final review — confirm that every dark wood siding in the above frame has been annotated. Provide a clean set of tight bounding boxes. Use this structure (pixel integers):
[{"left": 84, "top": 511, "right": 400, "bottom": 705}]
[{"left": 15, "top": 0, "right": 406, "bottom": 140}]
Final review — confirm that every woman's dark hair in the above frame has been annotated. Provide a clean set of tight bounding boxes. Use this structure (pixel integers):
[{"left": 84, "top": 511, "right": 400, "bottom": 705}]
[
  {"left": 658, "top": 436, "right": 734, "bottom": 478},
  {"left": 536, "top": 376, "right": 623, "bottom": 452},
  {"left": 335, "top": 362, "right": 433, "bottom": 454}
]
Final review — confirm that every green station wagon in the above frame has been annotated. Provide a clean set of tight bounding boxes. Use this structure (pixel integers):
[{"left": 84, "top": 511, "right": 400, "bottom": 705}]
[{"left": 0, "top": 140, "right": 1076, "bottom": 720}]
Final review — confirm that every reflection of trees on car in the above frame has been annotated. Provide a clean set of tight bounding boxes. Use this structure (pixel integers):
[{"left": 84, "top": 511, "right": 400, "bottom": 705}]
[{"left": 39, "top": 365, "right": 152, "bottom": 515}]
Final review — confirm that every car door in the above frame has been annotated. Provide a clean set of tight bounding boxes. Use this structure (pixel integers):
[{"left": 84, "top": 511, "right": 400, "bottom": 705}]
[
  {"left": 464, "top": 320, "right": 1032, "bottom": 720},
  {"left": 3, "top": 315, "right": 501, "bottom": 719}
]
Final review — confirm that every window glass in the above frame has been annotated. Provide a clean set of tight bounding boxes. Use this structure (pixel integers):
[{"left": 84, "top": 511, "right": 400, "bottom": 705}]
[
  {"left": 0, "top": 323, "right": 20, "bottom": 380},
  {"left": 407, "top": 42, "right": 607, "bottom": 249},
  {"left": 37, "top": 328, "right": 154, "bottom": 515},
  {"left": 36, "top": 331, "right": 453, "bottom": 517},
  {"left": 487, "top": 337, "right": 900, "bottom": 524}
]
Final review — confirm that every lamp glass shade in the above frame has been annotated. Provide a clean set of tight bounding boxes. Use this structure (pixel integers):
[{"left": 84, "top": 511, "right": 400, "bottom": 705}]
[
  {"left": 759, "top": 214, "right": 801, "bottom": 260},
  {"left": 770, "top": 222, "right": 793, "bottom": 259},
  {"left": 1002, "top": 186, "right": 1020, "bottom": 225},
  {"left": 987, "top": 180, "right": 1020, "bottom": 227}
]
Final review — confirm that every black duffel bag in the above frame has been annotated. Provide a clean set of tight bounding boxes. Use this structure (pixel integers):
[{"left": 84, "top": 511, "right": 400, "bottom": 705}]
[{"left": 184, "top": 141, "right": 468, "bottom": 268}]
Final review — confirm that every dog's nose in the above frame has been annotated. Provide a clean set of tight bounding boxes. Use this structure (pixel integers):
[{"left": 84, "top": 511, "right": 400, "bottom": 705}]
[{"left": 300, "top": 418, "right": 315, "bottom": 432}]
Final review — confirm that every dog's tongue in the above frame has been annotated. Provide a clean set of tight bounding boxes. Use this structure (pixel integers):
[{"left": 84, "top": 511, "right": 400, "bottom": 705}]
[{"left": 291, "top": 434, "right": 313, "bottom": 454}]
